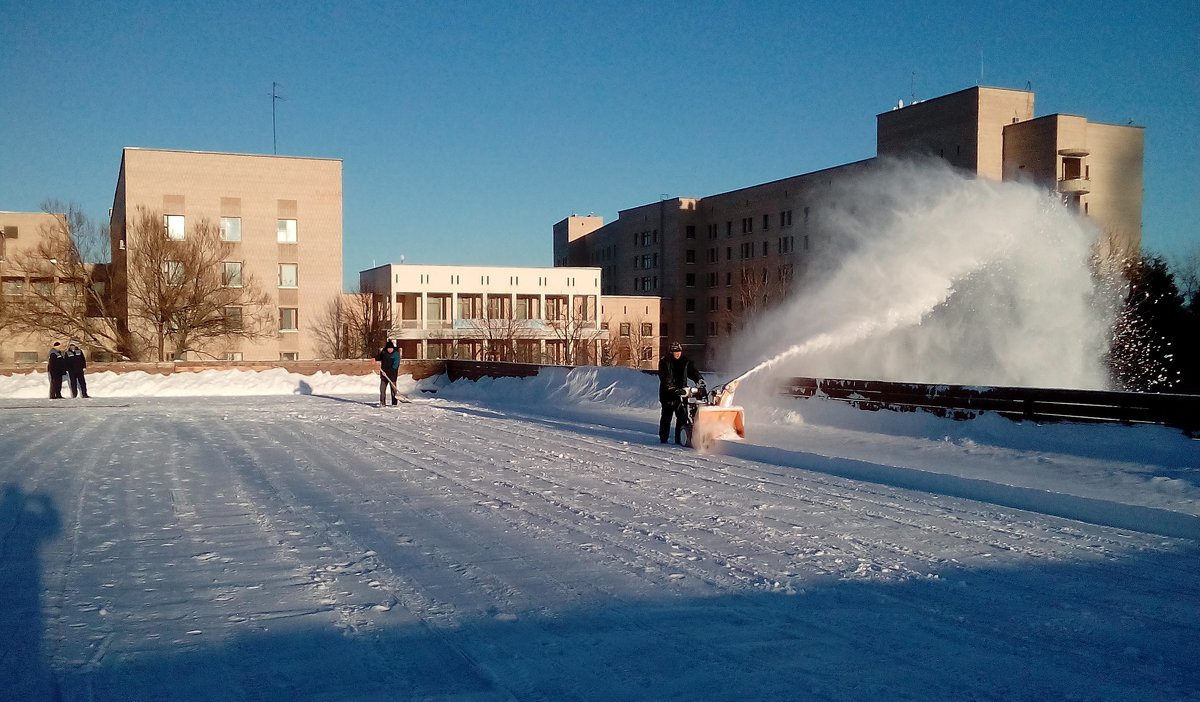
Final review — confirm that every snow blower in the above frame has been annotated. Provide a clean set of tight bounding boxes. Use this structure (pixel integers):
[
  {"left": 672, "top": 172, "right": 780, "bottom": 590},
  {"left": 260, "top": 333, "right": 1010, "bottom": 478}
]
[{"left": 681, "top": 377, "right": 746, "bottom": 451}]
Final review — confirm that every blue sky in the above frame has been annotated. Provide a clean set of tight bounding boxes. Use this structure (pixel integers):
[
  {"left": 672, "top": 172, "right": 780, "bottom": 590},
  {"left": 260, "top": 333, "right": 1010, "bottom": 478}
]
[{"left": 2, "top": 0, "right": 1197, "bottom": 288}]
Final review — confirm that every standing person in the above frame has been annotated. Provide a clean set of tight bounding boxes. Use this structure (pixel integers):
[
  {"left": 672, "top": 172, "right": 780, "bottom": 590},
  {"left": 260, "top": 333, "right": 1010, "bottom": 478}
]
[
  {"left": 66, "top": 342, "right": 90, "bottom": 398},
  {"left": 374, "top": 339, "right": 402, "bottom": 407},
  {"left": 47, "top": 342, "right": 67, "bottom": 399},
  {"left": 658, "top": 341, "right": 702, "bottom": 444}
]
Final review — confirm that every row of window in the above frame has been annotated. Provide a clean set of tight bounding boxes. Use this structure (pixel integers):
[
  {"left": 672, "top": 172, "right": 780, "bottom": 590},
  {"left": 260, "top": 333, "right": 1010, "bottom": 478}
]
[
  {"left": 690, "top": 235, "right": 808, "bottom": 265},
  {"left": 215, "top": 306, "right": 298, "bottom": 332},
  {"left": 634, "top": 230, "right": 658, "bottom": 247},
  {"left": 705, "top": 209, "right": 801, "bottom": 239},
  {"left": 216, "top": 262, "right": 298, "bottom": 288},
  {"left": 597, "top": 322, "right": 655, "bottom": 337},
  {"left": 164, "top": 215, "right": 299, "bottom": 243},
  {"left": 398, "top": 273, "right": 593, "bottom": 288},
  {"left": 634, "top": 276, "right": 658, "bottom": 292}
]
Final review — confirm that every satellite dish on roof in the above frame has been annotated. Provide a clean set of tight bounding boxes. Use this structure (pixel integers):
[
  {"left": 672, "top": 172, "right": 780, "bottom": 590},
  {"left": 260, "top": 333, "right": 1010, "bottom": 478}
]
[{"left": 400, "top": 255, "right": 406, "bottom": 264}]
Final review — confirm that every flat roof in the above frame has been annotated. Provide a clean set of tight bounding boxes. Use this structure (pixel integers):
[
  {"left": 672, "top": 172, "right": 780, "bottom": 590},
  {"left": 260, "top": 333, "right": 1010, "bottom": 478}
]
[{"left": 123, "top": 147, "right": 342, "bottom": 163}]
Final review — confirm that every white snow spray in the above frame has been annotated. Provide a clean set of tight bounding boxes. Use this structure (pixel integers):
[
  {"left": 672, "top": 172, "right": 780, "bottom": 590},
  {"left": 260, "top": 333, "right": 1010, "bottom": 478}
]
[{"left": 724, "top": 158, "right": 1114, "bottom": 400}]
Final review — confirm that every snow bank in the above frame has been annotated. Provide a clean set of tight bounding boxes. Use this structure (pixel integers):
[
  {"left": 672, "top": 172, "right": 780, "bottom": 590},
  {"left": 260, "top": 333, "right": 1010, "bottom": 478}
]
[
  {"left": 432, "top": 366, "right": 660, "bottom": 409},
  {"left": 0, "top": 367, "right": 384, "bottom": 398}
]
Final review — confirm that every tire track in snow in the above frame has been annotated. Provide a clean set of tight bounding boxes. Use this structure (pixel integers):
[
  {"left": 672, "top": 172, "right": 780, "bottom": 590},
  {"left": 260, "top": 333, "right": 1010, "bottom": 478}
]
[{"left": 337, "top": 401, "right": 1199, "bottom": 661}]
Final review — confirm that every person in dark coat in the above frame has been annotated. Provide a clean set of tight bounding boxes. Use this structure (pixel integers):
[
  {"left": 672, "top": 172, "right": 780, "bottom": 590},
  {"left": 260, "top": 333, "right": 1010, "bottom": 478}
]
[
  {"left": 66, "top": 343, "right": 89, "bottom": 398},
  {"left": 47, "top": 342, "right": 66, "bottom": 399},
  {"left": 658, "top": 341, "right": 702, "bottom": 444},
  {"left": 374, "top": 340, "right": 402, "bottom": 406}
]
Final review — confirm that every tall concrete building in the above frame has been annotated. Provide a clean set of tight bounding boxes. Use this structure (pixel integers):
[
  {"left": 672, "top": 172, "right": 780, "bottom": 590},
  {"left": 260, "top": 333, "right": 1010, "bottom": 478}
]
[
  {"left": 556, "top": 86, "right": 1144, "bottom": 367},
  {"left": 111, "top": 148, "right": 343, "bottom": 360}
]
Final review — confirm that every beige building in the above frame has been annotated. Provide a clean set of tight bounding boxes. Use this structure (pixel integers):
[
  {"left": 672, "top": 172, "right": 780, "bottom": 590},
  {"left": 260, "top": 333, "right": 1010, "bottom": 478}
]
[
  {"left": 600, "top": 295, "right": 663, "bottom": 368},
  {"left": 361, "top": 263, "right": 612, "bottom": 364},
  {"left": 557, "top": 85, "right": 1144, "bottom": 367},
  {"left": 0, "top": 211, "right": 69, "bottom": 363},
  {"left": 111, "top": 148, "right": 343, "bottom": 360}
]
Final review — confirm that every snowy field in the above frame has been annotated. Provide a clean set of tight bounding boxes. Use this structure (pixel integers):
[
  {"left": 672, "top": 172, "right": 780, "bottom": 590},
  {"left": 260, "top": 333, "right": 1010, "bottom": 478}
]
[{"left": 1, "top": 367, "right": 1197, "bottom": 701}]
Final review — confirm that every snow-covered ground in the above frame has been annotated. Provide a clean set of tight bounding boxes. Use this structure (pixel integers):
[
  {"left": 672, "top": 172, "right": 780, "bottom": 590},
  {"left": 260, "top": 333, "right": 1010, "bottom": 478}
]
[{"left": 1, "top": 367, "right": 1197, "bottom": 701}]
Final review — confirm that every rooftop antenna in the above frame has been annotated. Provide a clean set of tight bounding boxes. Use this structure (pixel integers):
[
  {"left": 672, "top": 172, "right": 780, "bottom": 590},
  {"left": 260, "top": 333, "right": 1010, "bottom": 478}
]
[
  {"left": 910, "top": 71, "right": 917, "bottom": 103},
  {"left": 271, "top": 82, "right": 287, "bottom": 154}
]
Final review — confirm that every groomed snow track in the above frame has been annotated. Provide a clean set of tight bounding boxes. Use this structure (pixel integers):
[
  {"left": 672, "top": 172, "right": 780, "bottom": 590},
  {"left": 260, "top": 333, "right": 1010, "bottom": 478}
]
[{"left": 1, "top": 394, "right": 1196, "bottom": 701}]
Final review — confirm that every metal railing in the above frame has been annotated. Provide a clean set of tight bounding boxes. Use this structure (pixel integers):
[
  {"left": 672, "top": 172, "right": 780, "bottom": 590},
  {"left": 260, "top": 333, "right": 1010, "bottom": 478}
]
[{"left": 782, "top": 377, "right": 1200, "bottom": 434}]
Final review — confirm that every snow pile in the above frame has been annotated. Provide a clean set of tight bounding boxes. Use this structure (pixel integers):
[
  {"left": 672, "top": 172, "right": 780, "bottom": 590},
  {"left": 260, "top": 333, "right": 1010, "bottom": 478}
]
[
  {"left": 0, "top": 367, "right": 388, "bottom": 398},
  {"left": 433, "top": 366, "right": 660, "bottom": 409}
]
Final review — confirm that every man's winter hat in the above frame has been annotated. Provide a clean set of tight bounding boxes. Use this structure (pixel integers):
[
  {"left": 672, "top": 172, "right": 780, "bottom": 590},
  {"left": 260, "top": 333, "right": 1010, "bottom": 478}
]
[
  {"left": 385, "top": 341, "right": 395, "bottom": 349},
  {"left": 669, "top": 342, "right": 683, "bottom": 352},
  {"left": 51, "top": 341, "right": 61, "bottom": 348}
]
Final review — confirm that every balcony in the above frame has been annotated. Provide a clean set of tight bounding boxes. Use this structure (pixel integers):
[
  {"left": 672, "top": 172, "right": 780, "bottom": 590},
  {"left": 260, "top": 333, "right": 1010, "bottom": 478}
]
[{"left": 1057, "top": 177, "right": 1091, "bottom": 196}]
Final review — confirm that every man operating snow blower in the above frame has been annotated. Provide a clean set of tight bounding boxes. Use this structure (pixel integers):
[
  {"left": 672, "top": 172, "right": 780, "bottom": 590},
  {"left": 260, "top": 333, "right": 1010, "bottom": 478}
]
[{"left": 658, "top": 341, "right": 702, "bottom": 445}]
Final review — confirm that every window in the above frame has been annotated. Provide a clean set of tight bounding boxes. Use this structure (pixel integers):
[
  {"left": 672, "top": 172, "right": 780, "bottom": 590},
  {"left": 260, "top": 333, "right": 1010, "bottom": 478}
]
[
  {"left": 221, "top": 351, "right": 243, "bottom": 361},
  {"left": 641, "top": 322, "right": 653, "bottom": 336},
  {"left": 163, "top": 261, "right": 185, "bottom": 286},
  {"left": 619, "top": 322, "right": 631, "bottom": 336},
  {"left": 222, "top": 262, "right": 243, "bottom": 287},
  {"left": 763, "top": 214, "right": 770, "bottom": 230},
  {"left": 223, "top": 306, "right": 243, "bottom": 330},
  {"left": 220, "top": 217, "right": 241, "bottom": 242},
  {"left": 279, "top": 307, "right": 298, "bottom": 331},
  {"left": 685, "top": 225, "right": 696, "bottom": 239},
  {"left": 278, "top": 263, "right": 298, "bottom": 288},
  {"left": 14, "top": 351, "right": 40, "bottom": 363},
  {"left": 164, "top": 214, "right": 185, "bottom": 240},
  {"left": 277, "top": 218, "right": 297, "bottom": 243},
  {"left": 641, "top": 346, "right": 654, "bottom": 361},
  {"left": 280, "top": 352, "right": 299, "bottom": 361},
  {"left": 685, "top": 273, "right": 696, "bottom": 287},
  {"left": 685, "top": 250, "right": 696, "bottom": 264},
  {"left": 685, "top": 298, "right": 696, "bottom": 312}
]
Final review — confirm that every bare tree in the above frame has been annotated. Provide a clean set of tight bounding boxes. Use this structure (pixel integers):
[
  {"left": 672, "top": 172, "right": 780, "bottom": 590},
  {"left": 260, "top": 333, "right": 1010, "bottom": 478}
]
[
  {"left": 547, "top": 295, "right": 605, "bottom": 365},
  {"left": 476, "top": 315, "right": 538, "bottom": 362},
  {"left": 4, "top": 202, "right": 135, "bottom": 358},
  {"left": 122, "top": 207, "right": 274, "bottom": 360},
  {"left": 311, "top": 289, "right": 390, "bottom": 359},
  {"left": 715, "top": 265, "right": 792, "bottom": 334}
]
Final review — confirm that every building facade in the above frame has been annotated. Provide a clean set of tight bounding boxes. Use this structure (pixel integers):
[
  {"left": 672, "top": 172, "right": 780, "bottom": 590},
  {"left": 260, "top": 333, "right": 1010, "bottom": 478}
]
[
  {"left": 0, "top": 211, "right": 69, "bottom": 363},
  {"left": 556, "top": 86, "right": 1144, "bottom": 367},
  {"left": 600, "top": 295, "right": 663, "bottom": 368},
  {"left": 110, "top": 148, "right": 344, "bottom": 360},
  {"left": 361, "top": 263, "right": 610, "bottom": 365}
]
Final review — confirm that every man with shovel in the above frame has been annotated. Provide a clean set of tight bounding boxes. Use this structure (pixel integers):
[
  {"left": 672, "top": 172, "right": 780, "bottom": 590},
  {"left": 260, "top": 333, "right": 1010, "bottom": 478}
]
[{"left": 374, "top": 339, "right": 402, "bottom": 407}]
